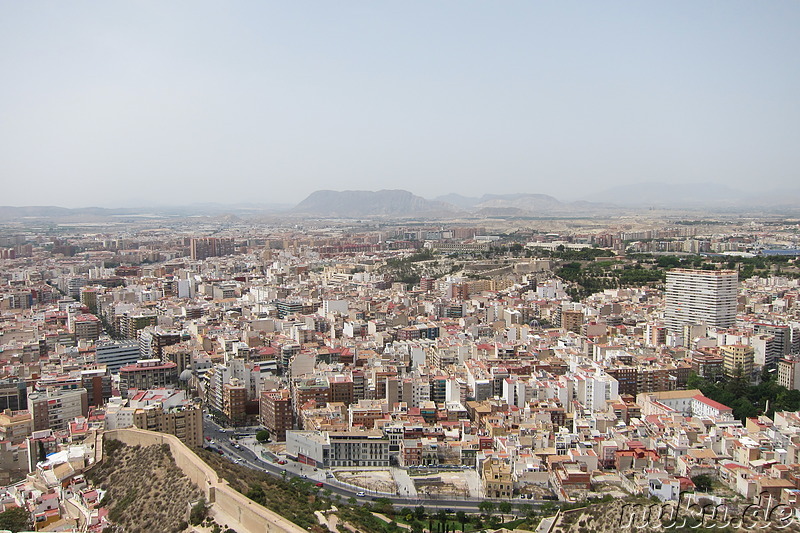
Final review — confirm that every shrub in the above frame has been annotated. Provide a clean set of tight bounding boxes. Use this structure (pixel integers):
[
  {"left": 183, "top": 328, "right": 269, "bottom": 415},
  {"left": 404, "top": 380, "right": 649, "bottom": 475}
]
[{"left": 189, "top": 498, "right": 207, "bottom": 525}]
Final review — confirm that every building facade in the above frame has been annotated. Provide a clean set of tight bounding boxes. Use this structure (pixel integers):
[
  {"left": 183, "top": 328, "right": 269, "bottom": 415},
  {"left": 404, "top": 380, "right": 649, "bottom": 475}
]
[
  {"left": 260, "top": 389, "right": 294, "bottom": 441},
  {"left": 28, "top": 388, "right": 89, "bottom": 432},
  {"left": 118, "top": 360, "right": 179, "bottom": 397},
  {"left": 665, "top": 269, "right": 738, "bottom": 338}
]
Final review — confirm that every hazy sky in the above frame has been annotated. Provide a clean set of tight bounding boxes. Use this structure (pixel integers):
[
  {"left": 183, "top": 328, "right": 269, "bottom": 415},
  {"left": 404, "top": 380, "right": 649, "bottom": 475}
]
[{"left": 1, "top": 2, "right": 799, "bottom": 208}]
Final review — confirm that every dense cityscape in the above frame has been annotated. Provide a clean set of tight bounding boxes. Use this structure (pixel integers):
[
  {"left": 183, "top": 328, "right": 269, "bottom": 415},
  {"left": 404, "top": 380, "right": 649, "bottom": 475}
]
[
  {"left": 0, "top": 208, "right": 799, "bottom": 532},
  {"left": 3, "top": 0, "right": 799, "bottom": 529}
]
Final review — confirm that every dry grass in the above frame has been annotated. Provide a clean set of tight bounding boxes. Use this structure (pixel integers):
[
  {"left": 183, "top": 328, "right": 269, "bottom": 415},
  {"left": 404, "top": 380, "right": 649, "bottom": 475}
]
[
  {"left": 195, "top": 448, "right": 329, "bottom": 531},
  {"left": 87, "top": 440, "right": 201, "bottom": 533}
]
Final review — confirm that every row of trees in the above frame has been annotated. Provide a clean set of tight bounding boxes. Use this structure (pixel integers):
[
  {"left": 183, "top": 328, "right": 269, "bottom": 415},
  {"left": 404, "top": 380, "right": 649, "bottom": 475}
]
[
  {"left": 380, "top": 248, "right": 436, "bottom": 285},
  {"left": 344, "top": 500, "right": 538, "bottom": 533},
  {"left": 687, "top": 371, "right": 800, "bottom": 421},
  {"left": 557, "top": 250, "right": 800, "bottom": 300},
  {"left": 634, "top": 253, "right": 799, "bottom": 280},
  {"left": 556, "top": 261, "right": 665, "bottom": 299}
]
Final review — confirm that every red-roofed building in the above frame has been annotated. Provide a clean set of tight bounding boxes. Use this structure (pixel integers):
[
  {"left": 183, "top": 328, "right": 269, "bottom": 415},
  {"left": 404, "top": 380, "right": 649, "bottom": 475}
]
[
  {"left": 692, "top": 395, "right": 733, "bottom": 418},
  {"left": 615, "top": 444, "right": 661, "bottom": 471},
  {"left": 69, "top": 417, "right": 89, "bottom": 440},
  {"left": 69, "top": 313, "right": 102, "bottom": 341},
  {"left": 118, "top": 360, "right": 178, "bottom": 398}
]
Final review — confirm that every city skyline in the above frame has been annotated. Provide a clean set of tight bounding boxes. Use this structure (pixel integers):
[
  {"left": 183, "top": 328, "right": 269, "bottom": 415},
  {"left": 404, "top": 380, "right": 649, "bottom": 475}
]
[
  {"left": 1, "top": 2, "right": 799, "bottom": 208},
  {"left": 2, "top": 192, "right": 800, "bottom": 530}
]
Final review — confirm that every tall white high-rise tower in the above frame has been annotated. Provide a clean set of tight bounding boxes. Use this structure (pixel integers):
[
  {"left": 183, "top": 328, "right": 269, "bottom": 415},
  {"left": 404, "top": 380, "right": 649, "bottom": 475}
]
[{"left": 665, "top": 269, "right": 738, "bottom": 335}]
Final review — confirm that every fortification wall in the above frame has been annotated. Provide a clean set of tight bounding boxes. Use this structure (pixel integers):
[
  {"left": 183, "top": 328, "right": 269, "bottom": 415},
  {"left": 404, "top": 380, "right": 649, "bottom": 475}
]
[
  {"left": 103, "top": 429, "right": 218, "bottom": 500},
  {"left": 102, "top": 429, "right": 305, "bottom": 533}
]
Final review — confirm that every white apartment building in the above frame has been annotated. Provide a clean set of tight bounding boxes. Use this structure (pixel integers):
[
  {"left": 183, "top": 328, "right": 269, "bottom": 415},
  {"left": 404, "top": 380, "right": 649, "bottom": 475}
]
[
  {"left": 286, "top": 429, "right": 390, "bottom": 468},
  {"left": 572, "top": 370, "right": 618, "bottom": 412},
  {"left": 665, "top": 269, "right": 738, "bottom": 337}
]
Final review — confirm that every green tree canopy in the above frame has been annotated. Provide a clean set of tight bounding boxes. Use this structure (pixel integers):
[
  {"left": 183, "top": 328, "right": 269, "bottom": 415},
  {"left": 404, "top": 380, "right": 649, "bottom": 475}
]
[
  {"left": 498, "top": 501, "right": 513, "bottom": 516},
  {"left": 479, "top": 500, "right": 495, "bottom": 515},
  {"left": 691, "top": 474, "right": 714, "bottom": 492},
  {"left": 0, "top": 506, "right": 32, "bottom": 532}
]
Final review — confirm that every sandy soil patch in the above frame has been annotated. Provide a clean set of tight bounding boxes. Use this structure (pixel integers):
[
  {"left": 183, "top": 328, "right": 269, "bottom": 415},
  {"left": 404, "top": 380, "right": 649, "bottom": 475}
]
[
  {"left": 335, "top": 470, "right": 397, "bottom": 493},
  {"left": 413, "top": 472, "right": 470, "bottom": 498}
]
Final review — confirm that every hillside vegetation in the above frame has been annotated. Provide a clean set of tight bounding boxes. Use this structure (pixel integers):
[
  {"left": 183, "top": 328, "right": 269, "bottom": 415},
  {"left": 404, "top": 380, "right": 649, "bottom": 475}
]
[
  {"left": 195, "top": 449, "right": 328, "bottom": 531},
  {"left": 87, "top": 440, "right": 202, "bottom": 533}
]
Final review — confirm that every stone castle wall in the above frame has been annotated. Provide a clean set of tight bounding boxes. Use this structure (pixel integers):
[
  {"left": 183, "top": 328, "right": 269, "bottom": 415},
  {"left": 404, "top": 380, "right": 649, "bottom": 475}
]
[{"left": 103, "top": 428, "right": 306, "bottom": 533}]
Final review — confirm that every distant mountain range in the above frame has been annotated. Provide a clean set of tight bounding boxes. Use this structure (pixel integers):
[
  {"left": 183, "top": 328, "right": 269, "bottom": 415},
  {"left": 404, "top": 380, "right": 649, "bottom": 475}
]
[
  {"left": 434, "top": 193, "right": 614, "bottom": 216},
  {"left": 292, "top": 190, "right": 618, "bottom": 218},
  {"left": 3, "top": 182, "right": 799, "bottom": 222},
  {"left": 294, "top": 184, "right": 800, "bottom": 217},
  {"left": 293, "top": 189, "right": 457, "bottom": 217}
]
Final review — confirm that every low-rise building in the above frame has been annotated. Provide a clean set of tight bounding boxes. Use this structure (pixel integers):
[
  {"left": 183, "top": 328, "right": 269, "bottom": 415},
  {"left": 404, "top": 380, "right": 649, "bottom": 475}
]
[
  {"left": 481, "top": 456, "right": 514, "bottom": 498},
  {"left": 118, "top": 359, "right": 179, "bottom": 398},
  {"left": 286, "top": 429, "right": 390, "bottom": 468}
]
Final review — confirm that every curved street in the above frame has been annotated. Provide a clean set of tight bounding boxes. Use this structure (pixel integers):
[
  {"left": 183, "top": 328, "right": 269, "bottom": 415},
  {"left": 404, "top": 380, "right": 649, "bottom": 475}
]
[{"left": 202, "top": 417, "right": 545, "bottom": 515}]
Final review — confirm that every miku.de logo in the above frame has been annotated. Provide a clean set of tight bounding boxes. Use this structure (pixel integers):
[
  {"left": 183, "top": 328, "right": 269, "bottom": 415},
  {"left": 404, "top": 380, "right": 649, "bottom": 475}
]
[{"left": 617, "top": 492, "right": 796, "bottom": 530}]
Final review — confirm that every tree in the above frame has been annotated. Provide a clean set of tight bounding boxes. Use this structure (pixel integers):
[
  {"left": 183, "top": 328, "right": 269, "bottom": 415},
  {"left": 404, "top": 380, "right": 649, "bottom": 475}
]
[
  {"left": 691, "top": 474, "right": 714, "bottom": 492},
  {"left": 519, "top": 503, "right": 535, "bottom": 519},
  {"left": 414, "top": 505, "right": 426, "bottom": 521},
  {"left": 189, "top": 498, "right": 208, "bottom": 526},
  {"left": 256, "top": 429, "right": 270, "bottom": 443},
  {"left": 0, "top": 507, "right": 31, "bottom": 532},
  {"left": 455, "top": 511, "right": 468, "bottom": 532},
  {"left": 479, "top": 500, "right": 495, "bottom": 516},
  {"left": 686, "top": 371, "right": 705, "bottom": 391},
  {"left": 245, "top": 485, "right": 266, "bottom": 506},
  {"left": 373, "top": 497, "right": 394, "bottom": 516},
  {"left": 657, "top": 256, "right": 681, "bottom": 269},
  {"left": 498, "top": 500, "right": 512, "bottom": 518}
]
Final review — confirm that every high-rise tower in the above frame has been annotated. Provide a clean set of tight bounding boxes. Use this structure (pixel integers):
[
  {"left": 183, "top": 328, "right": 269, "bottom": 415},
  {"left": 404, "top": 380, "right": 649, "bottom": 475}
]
[{"left": 665, "top": 269, "right": 738, "bottom": 336}]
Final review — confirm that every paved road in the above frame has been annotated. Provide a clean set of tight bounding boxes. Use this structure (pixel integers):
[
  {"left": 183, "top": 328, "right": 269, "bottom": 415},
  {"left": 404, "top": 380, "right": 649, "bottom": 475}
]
[{"left": 202, "top": 417, "right": 546, "bottom": 514}]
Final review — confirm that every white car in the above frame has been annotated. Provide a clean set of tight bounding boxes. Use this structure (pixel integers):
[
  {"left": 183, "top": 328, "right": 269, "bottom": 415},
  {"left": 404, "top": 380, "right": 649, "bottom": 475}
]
[{"left": 356, "top": 491, "right": 366, "bottom": 497}]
